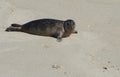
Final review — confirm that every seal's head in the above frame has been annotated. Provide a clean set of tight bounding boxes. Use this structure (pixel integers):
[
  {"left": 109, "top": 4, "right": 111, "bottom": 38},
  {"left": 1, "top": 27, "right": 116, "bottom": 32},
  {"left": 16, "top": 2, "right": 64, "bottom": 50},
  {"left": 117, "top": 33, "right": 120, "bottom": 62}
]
[{"left": 64, "top": 19, "right": 75, "bottom": 32}]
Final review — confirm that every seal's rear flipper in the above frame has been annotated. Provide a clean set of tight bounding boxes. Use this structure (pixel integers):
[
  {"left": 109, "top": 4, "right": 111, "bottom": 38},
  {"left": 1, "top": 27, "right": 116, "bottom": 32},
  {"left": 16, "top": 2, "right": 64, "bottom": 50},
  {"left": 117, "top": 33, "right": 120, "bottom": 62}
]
[
  {"left": 5, "top": 24, "right": 22, "bottom": 32},
  {"left": 5, "top": 26, "right": 21, "bottom": 32},
  {"left": 11, "top": 23, "right": 22, "bottom": 27}
]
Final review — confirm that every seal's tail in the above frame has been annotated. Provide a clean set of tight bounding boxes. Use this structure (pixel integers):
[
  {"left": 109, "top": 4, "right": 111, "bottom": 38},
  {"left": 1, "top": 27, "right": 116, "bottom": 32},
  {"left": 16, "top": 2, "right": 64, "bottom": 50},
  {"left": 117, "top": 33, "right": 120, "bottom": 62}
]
[{"left": 5, "top": 24, "right": 22, "bottom": 32}]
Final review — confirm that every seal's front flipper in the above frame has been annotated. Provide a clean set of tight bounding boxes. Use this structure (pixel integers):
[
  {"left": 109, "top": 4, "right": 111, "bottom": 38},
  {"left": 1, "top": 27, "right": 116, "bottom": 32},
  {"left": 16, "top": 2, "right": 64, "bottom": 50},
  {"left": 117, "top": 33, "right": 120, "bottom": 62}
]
[
  {"left": 56, "top": 27, "right": 64, "bottom": 42},
  {"left": 57, "top": 36, "right": 62, "bottom": 42}
]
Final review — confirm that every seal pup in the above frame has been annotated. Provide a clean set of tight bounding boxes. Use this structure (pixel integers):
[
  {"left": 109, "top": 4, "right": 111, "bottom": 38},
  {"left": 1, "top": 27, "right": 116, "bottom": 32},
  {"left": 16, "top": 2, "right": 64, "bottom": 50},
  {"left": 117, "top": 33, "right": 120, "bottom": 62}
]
[{"left": 5, "top": 19, "right": 78, "bottom": 41}]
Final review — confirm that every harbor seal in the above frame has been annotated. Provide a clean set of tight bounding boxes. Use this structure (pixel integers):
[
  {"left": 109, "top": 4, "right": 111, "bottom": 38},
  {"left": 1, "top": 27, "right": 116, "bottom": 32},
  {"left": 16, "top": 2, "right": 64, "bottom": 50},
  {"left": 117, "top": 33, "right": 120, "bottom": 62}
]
[{"left": 5, "top": 19, "right": 78, "bottom": 41}]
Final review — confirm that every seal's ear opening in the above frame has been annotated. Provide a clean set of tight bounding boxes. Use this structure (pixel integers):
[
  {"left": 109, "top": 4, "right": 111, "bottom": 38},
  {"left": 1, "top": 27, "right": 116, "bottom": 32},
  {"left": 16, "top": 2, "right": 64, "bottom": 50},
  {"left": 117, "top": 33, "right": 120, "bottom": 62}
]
[{"left": 64, "top": 19, "right": 75, "bottom": 31}]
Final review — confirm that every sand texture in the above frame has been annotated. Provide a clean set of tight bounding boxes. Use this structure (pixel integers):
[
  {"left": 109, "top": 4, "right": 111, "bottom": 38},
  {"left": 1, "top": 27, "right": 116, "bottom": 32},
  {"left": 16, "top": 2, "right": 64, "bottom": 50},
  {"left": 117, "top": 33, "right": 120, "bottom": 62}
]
[{"left": 0, "top": 0, "right": 120, "bottom": 77}]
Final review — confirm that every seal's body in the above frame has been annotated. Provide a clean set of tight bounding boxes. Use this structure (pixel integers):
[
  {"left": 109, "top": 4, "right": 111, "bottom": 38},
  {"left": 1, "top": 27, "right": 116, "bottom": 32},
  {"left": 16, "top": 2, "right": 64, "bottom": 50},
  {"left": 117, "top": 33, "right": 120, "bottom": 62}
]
[{"left": 6, "top": 19, "right": 77, "bottom": 41}]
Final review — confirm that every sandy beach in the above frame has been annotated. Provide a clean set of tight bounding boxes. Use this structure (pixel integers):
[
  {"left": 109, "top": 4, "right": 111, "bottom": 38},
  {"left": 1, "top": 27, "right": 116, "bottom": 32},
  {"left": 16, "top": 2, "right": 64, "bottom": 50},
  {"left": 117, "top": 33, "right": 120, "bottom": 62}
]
[{"left": 0, "top": 0, "right": 120, "bottom": 77}]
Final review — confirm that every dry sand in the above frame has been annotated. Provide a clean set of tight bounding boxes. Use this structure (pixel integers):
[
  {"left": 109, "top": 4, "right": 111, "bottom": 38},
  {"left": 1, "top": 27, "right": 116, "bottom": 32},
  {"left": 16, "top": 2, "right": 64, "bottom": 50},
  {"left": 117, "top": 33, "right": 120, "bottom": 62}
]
[{"left": 0, "top": 0, "right": 120, "bottom": 77}]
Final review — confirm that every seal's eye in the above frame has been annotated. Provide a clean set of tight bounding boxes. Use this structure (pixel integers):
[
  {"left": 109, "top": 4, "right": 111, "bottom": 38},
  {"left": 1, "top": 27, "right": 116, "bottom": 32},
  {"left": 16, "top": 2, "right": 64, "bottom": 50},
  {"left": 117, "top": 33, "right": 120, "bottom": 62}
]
[{"left": 66, "top": 22, "right": 71, "bottom": 26}]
